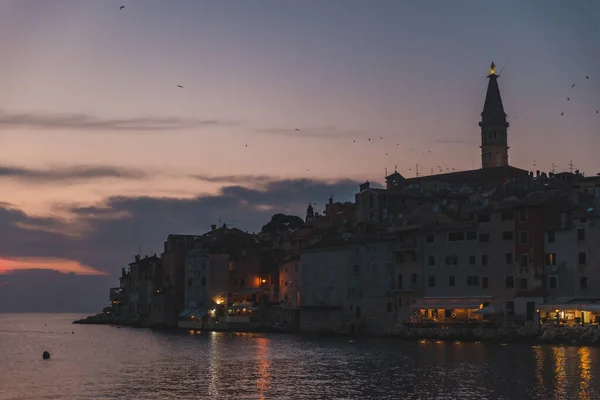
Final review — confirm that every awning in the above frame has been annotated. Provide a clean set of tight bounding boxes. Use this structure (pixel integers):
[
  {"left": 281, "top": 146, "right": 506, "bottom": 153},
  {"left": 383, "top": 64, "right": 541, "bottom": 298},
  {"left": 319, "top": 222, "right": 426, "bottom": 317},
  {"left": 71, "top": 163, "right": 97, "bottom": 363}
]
[
  {"left": 538, "top": 304, "right": 600, "bottom": 312},
  {"left": 411, "top": 298, "right": 491, "bottom": 310},
  {"left": 579, "top": 304, "right": 600, "bottom": 312},
  {"left": 190, "top": 309, "right": 207, "bottom": 319},
  {"left": 178, "top": 309, "right": 193, "bottom": 318},
  {"left": 473, "top": 304, "right": 504, "bottom": 315}
]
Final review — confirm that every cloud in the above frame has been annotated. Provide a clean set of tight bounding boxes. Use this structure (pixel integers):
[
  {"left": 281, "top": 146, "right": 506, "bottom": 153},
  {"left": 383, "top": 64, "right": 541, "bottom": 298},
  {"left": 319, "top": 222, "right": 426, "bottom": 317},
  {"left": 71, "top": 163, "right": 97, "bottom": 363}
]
[
  {"left": 0, "top": 177, "right": 361, "bottom": 311},
  {"left": 0, "top": 109, "right": 238, "bottom": 132},
  {"left": 0, "top": 256, "right": 106, "bottom": 275},
  {"left": 257, "top": 126, "right": 364, "bottom": 139},
  {"left": 192, "top": 174, "right": 275, "bottom": 185},
  {"left": 0, "top": 164, "right": 148, "bottom": 183}
]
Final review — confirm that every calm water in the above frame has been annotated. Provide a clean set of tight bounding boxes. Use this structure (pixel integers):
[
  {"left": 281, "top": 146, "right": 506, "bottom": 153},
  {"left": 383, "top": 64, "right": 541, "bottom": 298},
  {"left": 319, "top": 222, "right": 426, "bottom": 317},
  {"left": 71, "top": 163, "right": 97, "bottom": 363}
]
[{"left": 0, "top": 314, "right": 599, "bottom": 400}]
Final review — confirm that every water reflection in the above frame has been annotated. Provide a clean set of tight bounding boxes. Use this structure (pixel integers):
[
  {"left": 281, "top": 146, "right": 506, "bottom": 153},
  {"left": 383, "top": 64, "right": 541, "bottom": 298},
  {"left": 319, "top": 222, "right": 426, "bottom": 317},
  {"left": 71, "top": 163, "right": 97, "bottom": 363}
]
[
  {"left": 208, "top": 331, "right": 221, "bottom": 399},
  {"left": 255, "top": 337, "right": 272, "bottom": 399},
  {"left": 578, "top": 347, "right": 591, "bottom": 399},
  {"left": 3, "top": 315, "right": 600, "bottom": 400}
]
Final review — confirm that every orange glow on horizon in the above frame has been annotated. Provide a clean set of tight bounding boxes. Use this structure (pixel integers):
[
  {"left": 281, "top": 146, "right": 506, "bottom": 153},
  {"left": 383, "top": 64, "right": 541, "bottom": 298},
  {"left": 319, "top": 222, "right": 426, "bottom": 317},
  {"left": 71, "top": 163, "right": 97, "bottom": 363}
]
[{"left": 0, "top": 257, "right": 107, "bottom": 276}]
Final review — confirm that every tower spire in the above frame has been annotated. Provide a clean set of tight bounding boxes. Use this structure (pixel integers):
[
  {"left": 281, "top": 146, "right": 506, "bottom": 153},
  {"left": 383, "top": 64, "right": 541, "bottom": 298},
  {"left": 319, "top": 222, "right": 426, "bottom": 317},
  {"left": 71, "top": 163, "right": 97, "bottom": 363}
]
[{"left": 480, "top": 61, "right": 509, "bottom": 169}]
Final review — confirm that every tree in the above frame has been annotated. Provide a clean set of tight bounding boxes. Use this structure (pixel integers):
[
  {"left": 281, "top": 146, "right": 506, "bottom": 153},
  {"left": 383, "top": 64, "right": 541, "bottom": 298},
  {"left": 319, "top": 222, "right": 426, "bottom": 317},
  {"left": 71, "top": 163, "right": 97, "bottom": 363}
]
[{"left": 260, "top": 213, "right": 305, "bottom": 233}]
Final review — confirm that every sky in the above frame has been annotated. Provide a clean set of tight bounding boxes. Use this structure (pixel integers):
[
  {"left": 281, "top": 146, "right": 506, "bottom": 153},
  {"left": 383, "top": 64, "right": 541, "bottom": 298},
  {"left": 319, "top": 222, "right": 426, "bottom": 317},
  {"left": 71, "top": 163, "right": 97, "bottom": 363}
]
[{"left": 0, "top": 0, "right": 599, "bottom": 312}]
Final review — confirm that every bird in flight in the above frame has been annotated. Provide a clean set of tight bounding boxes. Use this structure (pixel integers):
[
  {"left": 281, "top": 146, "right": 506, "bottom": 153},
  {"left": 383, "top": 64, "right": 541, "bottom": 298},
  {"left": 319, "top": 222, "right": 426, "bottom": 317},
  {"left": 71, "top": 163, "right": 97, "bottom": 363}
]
[
  {"left": 295, "top": 128, "right": 300, "bottom": 132},
  {"left": 567, "top": 97, "right": 570, "bottom": 101},
  {"left": 586, "top": 76, "right": 589, "bottom": 79},
  {"left": 177, "top": 85, "right": 184, "bottom": 88},
  {"left": 560, "top": 111, "right": 564, "bottom": 116},
  {"left": 571, "top": 84, "right": 575, "bottom": 88},
  {"left": 120, "top": 6, "right": 125, "bottom": 10}
]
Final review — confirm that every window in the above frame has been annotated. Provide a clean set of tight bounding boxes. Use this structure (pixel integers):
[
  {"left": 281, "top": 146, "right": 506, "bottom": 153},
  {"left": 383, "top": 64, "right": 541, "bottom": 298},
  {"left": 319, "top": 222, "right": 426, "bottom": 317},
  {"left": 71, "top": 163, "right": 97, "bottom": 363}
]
[
  {"left": 426, "top": 234, "right": 435, "bottom": 243},
  {"left": 398, "top": 298, "right": 403, "bottom": 307},
  {"left": 466, "top": 231, "right": 477, "bottom": 241},
  {"left": 502, "top": 231, "right": 514, "bottom": 240},
  {"left": 410, "top": 273, "right": 418, "bottom": 286},
  {"left": 386, "top": 302, "right": 392, "bottom": 312},
  {"left": 479, "top": 233, "right": 490, "bottom": 243},
  {"left": 545, "top": 253, "right": 556, "bottom": 266},
  {"left": 548, "top": 276, "right": 558, "bottom": 290},
  {"left": 518, "top": 209, "right": 527, "bottom": 222},
  {"left": 520, "top": 278, "right": 528, "bottom": 290},
  {"left": 547, "top": 231, "right": 555, "bottom": 243},
  {"left": 482, "top": 277, "right": 489, "bottom": 289},
  {"left": 505, "top": 253, "right": 513, "bottom": 264},
  {"left": 445, "top": 255, "right": 458, "bottom": 265},
  {"left": 481, "top": 254, "right": 489, "bottom": 266},
  {"left": 428, "top": 256, "right": 435, "bottom": 266},
  {"left": 477, "top": 214, "right": 490, "bottom": 223},
  {"left": 507, "top": 301, "right": 515, "bottom": 314},
  {"left": 501, "top": 210, "right": 514, "bottom": 221},
  {"left": 187, "top": 278, "right": 192, "bottom": 287},
  {"left": 448, "top": 232, "right": 465, "bottom": 242},
  {"left": 579, "top": 252, "right": 587, "bottom": 265},
  {"left": 506, "top": 276, "right": 514, "bottom": 289},
  {"left": 449, "top": 275, "right": 456, "bottom": 287},
  {"left": 397, "top": 274, "right": 403, "bottom": 290},
  {"left": 428, "top": 275, "right": 436, "bottom": 287},
  {"left": 581, "top": 277, "right": 588, "bottom": 289},
  {"left": 467, "top": 276, "right": 479, "bottom": 286},
  {"left": 519, "top": 231, "right": 529, "bottom": 245},
  {"left": 469, "top": 255, "right": 476, "bottom": 265},
  {"left": 520, "top": 254, "right": 529, "bottom": 267},
  {"left": 577, "top": 228, "right": 586, "bottom": 241},
  {"left": 353, "top": 265, "right": 360, "bottom": 275},
  {"left": 201, "top": 277, "right": 206, "bottom": 286}
]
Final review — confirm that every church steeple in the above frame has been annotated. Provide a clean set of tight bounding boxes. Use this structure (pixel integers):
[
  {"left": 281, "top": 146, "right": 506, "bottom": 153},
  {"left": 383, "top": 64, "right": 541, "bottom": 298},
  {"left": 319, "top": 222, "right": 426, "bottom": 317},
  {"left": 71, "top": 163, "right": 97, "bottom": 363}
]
[{"left": 479, "top": 61, "right": 509, "bottom": 169}]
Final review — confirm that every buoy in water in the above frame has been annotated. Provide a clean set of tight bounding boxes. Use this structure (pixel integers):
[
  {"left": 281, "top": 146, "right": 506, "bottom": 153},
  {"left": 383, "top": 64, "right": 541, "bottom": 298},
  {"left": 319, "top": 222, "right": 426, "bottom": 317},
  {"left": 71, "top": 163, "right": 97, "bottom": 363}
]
[{"left": 42, "top": 351, "right": 50, "bottom": 360}]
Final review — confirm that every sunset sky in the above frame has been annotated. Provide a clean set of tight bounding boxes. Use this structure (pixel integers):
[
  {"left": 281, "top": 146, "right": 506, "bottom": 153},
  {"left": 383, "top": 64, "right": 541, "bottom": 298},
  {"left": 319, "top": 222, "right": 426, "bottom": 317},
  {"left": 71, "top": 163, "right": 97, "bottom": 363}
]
[{"left": 1, "top": 0, "right": 599, "bottom": 311}]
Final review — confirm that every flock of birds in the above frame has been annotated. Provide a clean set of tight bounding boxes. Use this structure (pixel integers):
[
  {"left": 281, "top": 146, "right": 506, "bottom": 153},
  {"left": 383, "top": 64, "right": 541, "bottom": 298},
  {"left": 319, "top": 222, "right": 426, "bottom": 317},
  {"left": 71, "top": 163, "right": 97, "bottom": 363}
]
[
  {"left": 560, "top": 75, "right": 598, "bottom": 116},
  {"left": 117, "top": 4, "right": 597, "bottom": 179}
]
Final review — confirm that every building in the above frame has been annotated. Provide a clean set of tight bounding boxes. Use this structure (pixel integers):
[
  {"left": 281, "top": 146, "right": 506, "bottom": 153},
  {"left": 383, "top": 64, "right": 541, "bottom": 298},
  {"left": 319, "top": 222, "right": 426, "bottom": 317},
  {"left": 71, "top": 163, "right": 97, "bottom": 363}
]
[
  {"left": 299, "top": 242, "right": 352, "bottom": 333},
  {"left": 161, "top": 234, "right": 199, "bottom": 327},
  {"left": 540, "top": 207, "right": 600, "bottom": 325},
  {"left": 480, "top": 62, "right": 510, "bottom": 168},
  {"left": 179, "top": 245, "right": 230, "bottom": 327}
]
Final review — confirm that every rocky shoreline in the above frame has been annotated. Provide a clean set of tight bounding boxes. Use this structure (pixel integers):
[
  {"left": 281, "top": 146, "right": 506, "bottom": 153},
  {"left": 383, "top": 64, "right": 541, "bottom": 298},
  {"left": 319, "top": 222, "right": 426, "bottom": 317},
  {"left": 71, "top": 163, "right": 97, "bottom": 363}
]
[{"left": 74, "top": 316, "right": 600, "bottom": 346}]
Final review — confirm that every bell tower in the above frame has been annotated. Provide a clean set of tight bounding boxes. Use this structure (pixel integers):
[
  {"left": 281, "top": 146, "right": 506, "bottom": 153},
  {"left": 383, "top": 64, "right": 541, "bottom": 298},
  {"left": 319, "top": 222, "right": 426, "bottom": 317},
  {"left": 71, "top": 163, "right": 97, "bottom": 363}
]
[{"left": 480, "top": 62, "right": 509, "bottom": 168}]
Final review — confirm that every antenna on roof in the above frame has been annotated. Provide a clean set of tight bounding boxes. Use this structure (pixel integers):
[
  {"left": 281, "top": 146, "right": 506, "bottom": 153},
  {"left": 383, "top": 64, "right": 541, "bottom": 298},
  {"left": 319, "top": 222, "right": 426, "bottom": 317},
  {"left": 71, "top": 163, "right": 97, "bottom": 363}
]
[
  {"left": 552, "top": 163, "right": 557, "bottom": 174},
  {"left": 568, "top": 160, "right": 575, "bottom": 174}
]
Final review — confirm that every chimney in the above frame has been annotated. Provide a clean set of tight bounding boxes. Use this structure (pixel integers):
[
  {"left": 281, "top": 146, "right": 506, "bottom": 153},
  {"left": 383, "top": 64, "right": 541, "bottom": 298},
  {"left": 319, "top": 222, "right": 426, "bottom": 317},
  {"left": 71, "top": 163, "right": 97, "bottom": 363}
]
[
  {"left": 135, "top": 255, "right": 140, "bottom": 262},
  {"left": 575, "top": 169, "right": 580, "bottom": 176},
  {"left": 211, "top": 224, "right": 217, "bottom": 230},
  {"left": 536, "top": 170, "right": 540, "bottom": 178}
]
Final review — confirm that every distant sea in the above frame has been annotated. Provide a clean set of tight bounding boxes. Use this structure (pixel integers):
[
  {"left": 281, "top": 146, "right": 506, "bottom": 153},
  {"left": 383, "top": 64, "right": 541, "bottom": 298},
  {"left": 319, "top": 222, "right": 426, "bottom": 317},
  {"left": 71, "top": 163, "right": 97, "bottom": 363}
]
[{"left": 0, "top": 313, "right": 599, "bottom": 399}]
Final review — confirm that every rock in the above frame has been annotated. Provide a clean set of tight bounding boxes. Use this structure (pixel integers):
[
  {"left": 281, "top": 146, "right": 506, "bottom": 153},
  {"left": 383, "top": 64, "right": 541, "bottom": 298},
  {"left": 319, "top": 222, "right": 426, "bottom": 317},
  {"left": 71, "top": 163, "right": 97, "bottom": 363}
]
[{"left": 42, "top": 351, "right": 50, "bottom": 360}]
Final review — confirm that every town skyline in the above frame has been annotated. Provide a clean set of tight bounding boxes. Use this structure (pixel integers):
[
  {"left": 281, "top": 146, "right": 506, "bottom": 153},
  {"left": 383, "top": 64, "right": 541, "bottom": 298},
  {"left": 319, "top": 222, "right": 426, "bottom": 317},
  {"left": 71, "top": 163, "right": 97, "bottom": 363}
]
[{"left": 1, "top": 0, "right": 599, "bottom": 312}]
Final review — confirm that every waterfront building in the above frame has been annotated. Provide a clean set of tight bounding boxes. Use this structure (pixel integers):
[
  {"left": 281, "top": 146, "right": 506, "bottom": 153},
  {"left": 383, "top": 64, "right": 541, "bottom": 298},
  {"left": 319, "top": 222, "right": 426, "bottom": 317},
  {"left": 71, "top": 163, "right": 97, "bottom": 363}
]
[{"left": 540, "top": 206, "right": 600, "bottom": 325}]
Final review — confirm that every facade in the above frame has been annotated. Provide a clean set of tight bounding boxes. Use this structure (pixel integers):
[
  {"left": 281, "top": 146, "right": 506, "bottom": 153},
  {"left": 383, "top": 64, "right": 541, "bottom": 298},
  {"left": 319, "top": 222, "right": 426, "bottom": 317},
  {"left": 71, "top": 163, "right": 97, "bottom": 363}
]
[
  {"left": 183, "top": 247, "right": 229, "bottom": 315},
  {"left": 299, "top": 244, "right": 352, "bottom": 333},
  {"left": 279, "top": 257, "right": 301, "bottom": 308}
]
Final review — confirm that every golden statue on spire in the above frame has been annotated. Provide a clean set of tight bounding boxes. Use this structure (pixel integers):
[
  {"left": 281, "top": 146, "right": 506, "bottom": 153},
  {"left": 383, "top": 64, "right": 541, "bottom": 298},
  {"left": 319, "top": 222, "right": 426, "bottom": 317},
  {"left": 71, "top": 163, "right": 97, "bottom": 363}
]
[{"left": 490, "top": 62, "right": 496, "bottom": 75}]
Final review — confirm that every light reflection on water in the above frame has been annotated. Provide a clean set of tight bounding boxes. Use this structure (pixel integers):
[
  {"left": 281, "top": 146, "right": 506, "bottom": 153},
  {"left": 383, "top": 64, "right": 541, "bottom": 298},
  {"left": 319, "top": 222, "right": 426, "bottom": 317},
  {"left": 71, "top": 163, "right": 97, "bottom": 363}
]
[{"left": 2, "top": 314, "right": 600, "bottom": 399}]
